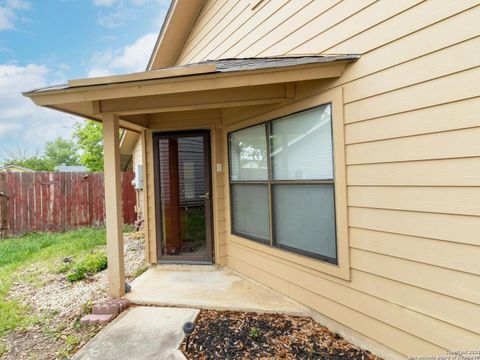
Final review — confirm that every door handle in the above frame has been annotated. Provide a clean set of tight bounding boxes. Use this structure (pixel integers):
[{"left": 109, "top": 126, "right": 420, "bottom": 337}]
[{"left": 199, "top": 192, "right": 210, "bottom": 200}]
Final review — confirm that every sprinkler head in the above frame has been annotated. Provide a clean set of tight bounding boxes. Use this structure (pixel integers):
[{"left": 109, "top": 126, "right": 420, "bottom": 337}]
[{"left": 183, "top": 321, "right": 195, "bottom": 336}]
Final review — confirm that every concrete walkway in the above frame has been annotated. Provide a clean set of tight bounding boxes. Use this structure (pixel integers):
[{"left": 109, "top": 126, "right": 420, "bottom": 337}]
[
  {"left": 126, "top": 265, "right": 308, "bottom": 315},
  {"left": 73, "top": 307, "right": 199, "bottom": 360}
]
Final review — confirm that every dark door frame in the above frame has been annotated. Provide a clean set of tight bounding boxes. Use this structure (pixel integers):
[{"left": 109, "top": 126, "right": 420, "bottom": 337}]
[{"left": 152, "top": 129, "right": 214, "bottom": 264}]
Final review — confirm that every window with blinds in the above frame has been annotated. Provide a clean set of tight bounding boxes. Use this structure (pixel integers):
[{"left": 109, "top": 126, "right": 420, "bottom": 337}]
[{"left": 228, "top": 104, "right": 337, "bottom": 264}]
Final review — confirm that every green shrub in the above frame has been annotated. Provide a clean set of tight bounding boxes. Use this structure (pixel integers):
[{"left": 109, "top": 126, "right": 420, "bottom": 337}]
[
  {"left": 81, "top": 300, "right": 94, "bottom": 315},
  {"left": 66, "top": 252, "right": 107, "bottom": 283},
  {"left": 248, "top": 327, "right": 260, "bottom": 338},
  {"left": 123, "top": 224, "right": 135, "bottom": 233},
  {"left": 83, "top": 252, "right": 108, "bottom": 272},
  {"left": 0, "top": 339, "right": 7, "bottom": 356},
  {"left": 66, "top": 267, "right": 87, "bottom": 282},
  {"left": 132, "top": 265, "right": 149, "bottom": 279},
  {"left": 56, "top": 261, "right": 73, "bottom": 274}
]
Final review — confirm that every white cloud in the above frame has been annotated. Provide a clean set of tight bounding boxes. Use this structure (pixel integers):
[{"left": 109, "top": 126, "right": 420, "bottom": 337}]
[
  {"left": 87, "top": 32, "right": 157, "bottom": 77},
  {"left": 6, "top": 0, "right": 30, "bottom": 10},
  {"left": 0, "top": 63, "right": 78, "bottom": 161},
  {"left": 0, "top": 0, "right": 30, "bottom": 30},
  {"left": 97, "top": 8, "right": 126, "bottom": 28},
  {"left": 93, "top": 0, "right": 120, "bottom": 6},
  {"left": 0, "top": 7, "right": 15, "bottom": 29},
  {"left": 111, "top": 32, "right": 157, "bottom": 69},
  {"left": 93, "top": 0, "right": 162, "bottom": 6},
  {"left": 0, "top": 123, "right": 21, "bottom": 136},
  {"left": 94, "top": 0, "right": 170, "bottom": 28}
]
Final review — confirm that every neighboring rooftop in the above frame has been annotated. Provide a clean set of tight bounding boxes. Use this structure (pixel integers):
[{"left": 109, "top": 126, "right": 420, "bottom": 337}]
[
  {"left": 54, "top": 165, "right": 88, "bottom": 172},
  {"left": 0, "top": 164, "right": 35, "bottom": 172}
]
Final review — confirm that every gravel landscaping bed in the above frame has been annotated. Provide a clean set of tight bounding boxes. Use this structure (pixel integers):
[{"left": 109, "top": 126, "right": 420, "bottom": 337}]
[
  {"left": 181, "top": 310, "right": 381, "bottom": 360},
  {"left": 1, "top": 233, "right": 147, "bottom": 360}
]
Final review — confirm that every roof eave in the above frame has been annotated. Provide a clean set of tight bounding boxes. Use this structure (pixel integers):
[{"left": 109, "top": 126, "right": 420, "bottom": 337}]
[
  {"left": 23, "top": 56, "right": 360, "bottom": 104},
  {"left": 147, "top": 0, "right": 206, "bottom": 70}
]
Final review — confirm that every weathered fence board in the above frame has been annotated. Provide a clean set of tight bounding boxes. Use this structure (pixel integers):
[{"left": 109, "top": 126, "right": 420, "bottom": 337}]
[{"left": 0, "top": 172, "right": 136, "bottom": 237}]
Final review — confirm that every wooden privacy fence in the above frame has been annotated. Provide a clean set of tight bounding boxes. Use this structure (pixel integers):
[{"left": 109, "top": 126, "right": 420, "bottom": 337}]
[{"left": 0, "top": 172, "right": 136, "bottom": 237}]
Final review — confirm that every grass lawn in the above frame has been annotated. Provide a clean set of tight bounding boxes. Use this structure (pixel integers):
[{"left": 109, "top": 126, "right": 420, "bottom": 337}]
[{"left": 0, "top": 228, "right": 106, "bottom": 339}]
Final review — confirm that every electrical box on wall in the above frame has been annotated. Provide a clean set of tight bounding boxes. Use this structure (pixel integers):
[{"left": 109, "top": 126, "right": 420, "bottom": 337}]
[{"left": 134, "top": 164, "right": 143, "bottom": 190}]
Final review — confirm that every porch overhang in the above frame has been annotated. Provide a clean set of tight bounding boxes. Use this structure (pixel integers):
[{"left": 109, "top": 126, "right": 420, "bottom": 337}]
[
  {"left": 22, "top": 55, "right": 360, "bottom": 298},
  {"left": 23, "top": 55, "right": 359, "bottom": 131}
]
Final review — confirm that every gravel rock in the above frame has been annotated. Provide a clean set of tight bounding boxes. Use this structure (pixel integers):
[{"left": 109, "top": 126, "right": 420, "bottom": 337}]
[
  {"left": 8, "top": 235, "right": 145, "bottom": 318},
  {"left": 2, "top": 233, "right": 147, "bottom": 360}
]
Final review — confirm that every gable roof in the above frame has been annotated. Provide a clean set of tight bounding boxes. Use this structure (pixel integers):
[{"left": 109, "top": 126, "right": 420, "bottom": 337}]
[
  {"left": 147, "top": 0, "right": 206, "bottom": 70},
  {"left": 0, "top": 164, "right": 35, "bottom": 172}
]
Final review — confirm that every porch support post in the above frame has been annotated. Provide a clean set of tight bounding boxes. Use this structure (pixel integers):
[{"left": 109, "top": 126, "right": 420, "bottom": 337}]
[{"left": 102, "top": 113, "right": 125, "bottom": 298}]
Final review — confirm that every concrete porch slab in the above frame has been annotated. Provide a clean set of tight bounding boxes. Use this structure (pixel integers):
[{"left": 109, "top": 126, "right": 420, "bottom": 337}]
[
  {"left": 73, "top": 306, "right": 199, "bottom": 360},
  {"left": 126, "top": 265, "right": 308, "bottom": 315}
]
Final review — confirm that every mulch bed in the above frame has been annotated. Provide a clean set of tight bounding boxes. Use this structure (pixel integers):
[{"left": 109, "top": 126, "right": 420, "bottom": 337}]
[{"left": 181, "top": 310, "right": 380, "bottom": 360}]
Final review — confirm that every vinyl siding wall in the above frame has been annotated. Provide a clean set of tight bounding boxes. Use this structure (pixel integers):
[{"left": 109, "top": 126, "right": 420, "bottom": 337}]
[{"left": 172, "top": 0, "right": 480, "bottom": 357}]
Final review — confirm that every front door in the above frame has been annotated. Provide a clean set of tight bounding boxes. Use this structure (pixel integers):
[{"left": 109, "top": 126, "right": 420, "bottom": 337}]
[{"left": 153, "top": 130, "right": 213, "bottom": 263}]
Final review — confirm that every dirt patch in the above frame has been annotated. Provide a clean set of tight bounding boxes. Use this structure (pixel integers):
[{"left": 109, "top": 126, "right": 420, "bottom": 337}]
[
  {"left": 1, "top": 233, "right": 146, "bottom": 360},
  {"left": 181, "top": 310, "right": 381, "bottom": 360},
  {"left": 2, "top": 311, "right": 102, "bottom": 360}
]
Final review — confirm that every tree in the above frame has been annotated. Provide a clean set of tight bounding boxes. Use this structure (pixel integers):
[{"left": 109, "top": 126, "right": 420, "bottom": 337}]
[
  {"left": 73, "top": 120, "right": 104, "bottom": 172},
  {"left": 3, "top": 148, "right": 54, "bottom": 171},
  {"left": 44, "top": 137, "right": 80, "bottom": 167},
  {"left": 15, "top": 156, "right": 54, "bottom": 171}
]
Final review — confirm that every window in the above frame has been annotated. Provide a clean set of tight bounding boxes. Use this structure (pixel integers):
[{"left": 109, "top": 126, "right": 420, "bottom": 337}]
[{"left": 228, "top": 104, "right": 337, "bottom": 264}]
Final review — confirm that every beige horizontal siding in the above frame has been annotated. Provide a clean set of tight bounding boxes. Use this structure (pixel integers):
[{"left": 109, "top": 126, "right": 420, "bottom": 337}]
[
  {"left": 348, "top": 186, "right": 480, "bottom": 216},
  {"left": 346, "top": 126, "right": 480, "bottom": 165},
  {"left": 179, "top": 0, "right": 221, "bottom": 51},
  {"left": 350, "top": 248, "right": 480, "bottom": 306},
  {"left": 349, "top": 207, "right": 480, "bottom": 246},
  {"left": 319, "top": 0, "right": 479, "bottom": 54},
  {"left": 169, "top": 1, "right": 480, "bottom": 356},
  {"left": 289, "top": 0, "right": 422, "bottom": 55},
  {"left": 347, "top": 157, "right": 480, "bottom": 186},
  {"left": 343, "top": 36, "right": 480, "bottom": 104},
  {"left": 227, "top": 243, "right": 479, "bottom": 354},
  {"left": 344, "top": 67, "right": 480, "bottom": 123},
  {"left": 180, "top": 2, "right": 280, "bottom": 63},
  {"left": 231, "top": 237, "right": 480, "bottom": 335},
  {"left": 345, "top": 97, "right": 480, "bottom": 144},
  {"left": 180, "top": 0, "right": 238, "bottom": 60},
  {"left": 333, "top": 5, "right": 480, "bottom": 84},
  {"left": 227, "top": 254, "right": 444, "bottom": 356},
  {"left": 349, "top": 227, "right": 480, "bottom": 275},
  {"left": 232, "top": 0, "right": 341, "bottom": 59}
]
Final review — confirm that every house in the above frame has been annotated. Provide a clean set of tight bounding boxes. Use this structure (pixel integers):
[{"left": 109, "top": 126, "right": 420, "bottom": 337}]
[
  {"left": 23, "top": 0, "right": 480, "bottom": 357},
  {"left": 54, "top": 165, "right": 88, "bottom": 172},
  {"left": 0, "top": 164, "right": 35, "bottom": 172}
]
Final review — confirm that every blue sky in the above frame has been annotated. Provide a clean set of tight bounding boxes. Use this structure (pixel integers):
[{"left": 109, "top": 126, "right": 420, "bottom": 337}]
[{"left": 0, "top": 0, "right": 170, "bottom": 161}]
